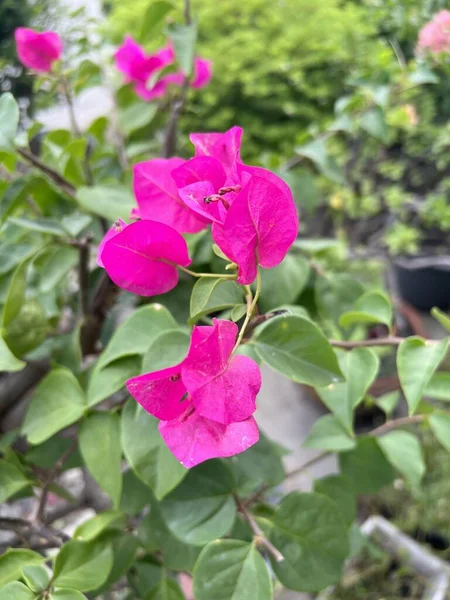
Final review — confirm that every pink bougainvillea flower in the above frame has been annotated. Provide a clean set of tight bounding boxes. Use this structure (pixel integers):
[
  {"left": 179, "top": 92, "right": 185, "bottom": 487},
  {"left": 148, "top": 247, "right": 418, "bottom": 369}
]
[
  {"left": 126, "top": 318, "right": 261, "bottom": 467},
  {"left": 190, "top": 126, "right": 243, "bottom": 176},
  {"left": 133, "top": 158, "right": 209, "bottom": 233},
  {"left": 15, "top": 28, "right": 62, "bottom": 73},
  {"left": 99, "top": 219, "right": 191, "bottom": 296},
  {"left": 191, "top": 57, "right": 213, "bottom": 89},
  {"left": 212, "top": 171, "right": 299, "bottom": 284},
  {"left": 159, "top": 408, "right": 259, "bottom": 468},
  {"left": 96, "top": 218, "right": 127, "bottom": 268},
  {"left": 418, "top": 10, "right": 450, "bottom": 54},
  {"left": 183, "top": 319, "right": 261, "bottom": 424}
]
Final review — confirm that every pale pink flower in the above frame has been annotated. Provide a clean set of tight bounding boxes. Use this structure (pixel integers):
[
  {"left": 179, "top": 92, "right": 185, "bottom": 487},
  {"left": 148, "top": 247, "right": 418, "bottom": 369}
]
[{"left": 418, "top": 10, "right": 450, "bottom": 54}]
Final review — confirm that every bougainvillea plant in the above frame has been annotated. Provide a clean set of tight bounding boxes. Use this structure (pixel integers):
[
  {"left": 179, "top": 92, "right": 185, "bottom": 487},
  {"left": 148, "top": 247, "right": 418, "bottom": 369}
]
[{"left": 1, "top": 5, "right": 450, "bottom": 600}]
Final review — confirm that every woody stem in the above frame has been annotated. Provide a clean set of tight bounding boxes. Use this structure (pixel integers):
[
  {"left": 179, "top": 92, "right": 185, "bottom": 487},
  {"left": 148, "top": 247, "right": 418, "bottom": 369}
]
[{"left": 233, "top": 270, "right": 261, "bottom": 353}]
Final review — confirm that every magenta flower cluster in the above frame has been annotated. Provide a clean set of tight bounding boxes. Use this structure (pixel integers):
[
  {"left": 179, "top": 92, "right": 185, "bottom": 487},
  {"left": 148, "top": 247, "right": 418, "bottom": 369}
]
[
  {"left": 97, "top": 127, "right": 298, "bottom": 467},
  {"left": 114, "top": 36, "right": 212, "bottom": 101}
]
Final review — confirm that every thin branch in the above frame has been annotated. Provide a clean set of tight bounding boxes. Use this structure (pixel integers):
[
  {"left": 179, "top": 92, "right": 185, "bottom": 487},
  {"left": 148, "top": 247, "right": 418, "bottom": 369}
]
[
  {"left": 37, "top": 440, "right": 78, "bottom": 523},
  {"left": 17, "top": 148, "right": 76, "bottom": 197},
  {"left": 330, "top": 336, "right": 405, "bottom": 349},
  {"left": 233, "top": 493, "right": 284, "bottom": 562},
  {"left": 250, "top": 414, "right": 430, "bottom": 501},
  {"left": 78, "top": 234, "right": 92, "bottom": 320},
  {"left": 233, "top": 270, "right": 261, "bottom": 353}
]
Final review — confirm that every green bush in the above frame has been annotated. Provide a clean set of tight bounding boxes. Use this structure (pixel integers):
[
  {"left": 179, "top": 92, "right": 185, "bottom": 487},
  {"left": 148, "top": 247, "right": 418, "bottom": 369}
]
[{"left": 107, "top": 0, "right": 378, "bottom": 160}]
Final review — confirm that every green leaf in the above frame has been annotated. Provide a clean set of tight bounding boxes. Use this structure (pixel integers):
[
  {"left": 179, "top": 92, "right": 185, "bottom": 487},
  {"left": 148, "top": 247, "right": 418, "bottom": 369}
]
[
  {"left": 0, "top": 94, "right": 19, "bottom": 151},
  {"left": 118, "top": 103, "right": 158, "bottom": 136},
  {"left": 87, "top": 356, "right": 141, "bottom": 407},
  {"left": 22, "top": 368, "right": 86, "bottom": 445},
  {"left": 0, "top": 459, "right": 30, "bottom": 502},
  {"left": 50, "top": 591, "right": 88, "bottom": 600},
  {"left": 73, "top": 511, "right": 124, "bottom": 541},
  {"left": 316, "top": 273, "right": 364, "bottom": 325},
  {"left": 139, "top": 500, "right": 200, "bottom": 571},
  {"left": 35, "top": 246, "right": 78, "bottom": 294},
  {"left": 314, "top": 475, "right": 356, "bottom": 526},
  {"left": 378, "top": 431, "right": 425, "bottom": 490},
  {"left": 121, "top": 399, "right": 186, "bottom": 500},
  {"left": 92, "top": 533, "right": 138, "bottom": 594},
  {"left": 253, "top": 315, "right": 343, "bottom": 386},
  {"left": 0, "top": 178, "right": 30, "bottom": 223},
  {"left": 339, "top": 291, "right": 392, "bottom": 329},
  {"left": 227, "top": 431, "right": 285, "bottom": 494},
  {"left": 142, "top": 329, "right": 190, "bottom": 372},
  {"left": 269, "top": 492, "right": 349, "bottom": 592},
  {"left": 146, "top": 576, "right": 185, "bottom": 600},
  {"left": 79, "top": 413, "right": 122, "bottom": 508},
  {"left": 0, "top": 549, "right": 44, "bottom": 586},
  {"left": 0, "top": 243, "right": 35, "bottom": 276},
  {"left": 4, "top": 300, "right": 48, "bottom": 357},
  {"left": 339, "top": 437, "right": 395, "bottom": 494},
  {"left": 140, "top": 1, "right": 174, "bottom": 42},
  {"left": 408, "top": 64, "right": 439, "bottom": 85},
  {"left": 259, "top": 254, "right": 310, "bottom": 313},
  {"left": 317, "top": 348, "right": 379, "bottom": 433},
  {"left": 61, "top": 213, "right": 92, "bottom": 237},
  {"left": 431, "top": 307, "right": 450, "bottom": 332},
  {"left": 0, "top": 582, "right": 35, "bottom": 600},
  {"left": 76, "top": 185, "right": 135, "bottom": 221},
  {"left": 0, "top": 336, "right": 25, "bottom": 372},
  {"left": 425, "top": 372, "right": 450, "bottom": 401},
  {"left": 295, "top": 138, "right": 345, "bottom": 184},
  {"left": 397, "top": 337, "right": 449, "bottom": 414},
  {"left": 430, "top": 411, "right": 450, "bottom": 452},
  {"left": 53, "top": 540, "right": 113, "bottom": 592},
  {"left": 193, "top": 540, "right": 273, "bottom": 600},
  {"left": 160, "top": 460, "right": 236, "bottom": 546},
  {"left": 359, "top": 107, "right": 388, "bottom": 142},
  {"left": 189, "top": 278, "right": 243, "bottom": 324},
  {"left": 167, "top": 21, "right": 198, "bottom": 76},
  {"left": 231, "top": 304, "right": 247, "bottom": 322},
  {"left": 97, "top": 304, "right": 177, "bottom": 369},
  {"left": 120, "top": 469, "right": 152, "bottom": 515},
  {"left": 7, "top": 217, "right": 67, "bottom": 237},
  {"left": 22, "top": 565, "right": 50, "bottom": 592},
  {"left": 304, "top": 415, "right": 356, "bottom": 451},
  {"left": 2, "top": 259, "right": 29, "bottom": 328},
  {"left": 376, "top": 391, "right": 400, "bottom": 416}
]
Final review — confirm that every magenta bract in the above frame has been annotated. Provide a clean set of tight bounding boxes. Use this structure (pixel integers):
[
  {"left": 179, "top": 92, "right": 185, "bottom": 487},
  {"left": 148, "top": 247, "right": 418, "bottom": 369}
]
[
  {"left": 15, "top": 28, "right": 62, "bottom": 73},
  {"left": 159, "top": 410, "right": 259, "bottom": 468},
  {"left": 190, "top": 126, "right": 243, "bottom": 176},
  {"left": 133, "top": 158, "right": 209, "bottom": 233},
  {"left": 99, "top": 219, "right": 191, "bottom": 296},
  {"left": 126, "top": 318, "right": 261, "bottom": 467}
]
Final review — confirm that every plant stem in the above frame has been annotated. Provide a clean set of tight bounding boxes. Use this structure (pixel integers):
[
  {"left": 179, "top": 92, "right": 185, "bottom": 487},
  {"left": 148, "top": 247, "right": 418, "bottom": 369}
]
[
  {"left": 36, "top": 440, "right": 78, "bottom": 522},
  {"left": 233, "top": 270, "right": 261, "bottom": 353},
  {"left": 233, "top": 493, "right": 284, "bottom": 562},
  {"left": 78, "top": 234, "right": 92, "bottom": 320},
  {"left": 17, "top": 147, "right": 76, "bottom": 197},
  {"left": 331, "top": 336, "right": 405, "bottom": 349},
  {"left": 177, "top": 265, "right": 237, "bottom": 279},
  {"left": 251, "top": 414, "right": 429, "bottom": 500}
]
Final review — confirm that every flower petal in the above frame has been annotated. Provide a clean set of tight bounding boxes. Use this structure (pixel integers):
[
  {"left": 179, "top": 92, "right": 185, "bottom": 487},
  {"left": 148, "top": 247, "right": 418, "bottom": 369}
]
[
  {"left": 97, "top": 218, "right": 127, "bottom": 267},
  {"left": 101, "top": 219, "right": 191, "bottom": 296},
  {"left": 15, "top": 28, "right": 62, "bottom": 73},
  {"left": 189, "top": 126, "right": 243, "bottom": 176},
  {"left": 191, "top": 57, "right": 213, "bottom": 88},
  {"left": 133, "top": 158, "right": 208, "bottom": 233},
  {"left": 127, "top": 365, "right": 188, "bottom": 420},
  {"left": 159, "top": 408, "right": 259, "bottom": 468}
]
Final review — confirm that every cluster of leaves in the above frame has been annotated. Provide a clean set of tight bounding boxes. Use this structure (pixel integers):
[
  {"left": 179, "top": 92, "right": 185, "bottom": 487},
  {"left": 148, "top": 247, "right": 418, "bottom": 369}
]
[{"left": 2, "top": 4, "right": 450, "bottom": 600}]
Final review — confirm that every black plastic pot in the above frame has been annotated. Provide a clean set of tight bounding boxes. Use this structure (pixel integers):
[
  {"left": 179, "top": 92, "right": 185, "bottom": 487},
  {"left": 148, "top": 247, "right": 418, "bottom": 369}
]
[{"left": 393, "top": 257, "right": 450, "bottom": 311}]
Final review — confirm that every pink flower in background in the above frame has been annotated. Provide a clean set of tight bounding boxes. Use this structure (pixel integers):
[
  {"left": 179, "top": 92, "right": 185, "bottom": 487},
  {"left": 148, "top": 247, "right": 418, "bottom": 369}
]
[
  {"left": 15, "top": 28, "right": 62, "bottom": 73},
  {"left": 114, "top": 36, "right": 213, "bottom": 101},
  {"left": 133, "top": 158, "right": 209, "bottom": 233},
  {"left": 126, "top": 318, "right": 261, "bottom": 467},
  {"left": 418, "top": 10, "right": 450, "bottom": 54},
  {"left": 98, "top": 219, "right": 191, "bottom": 296}
]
